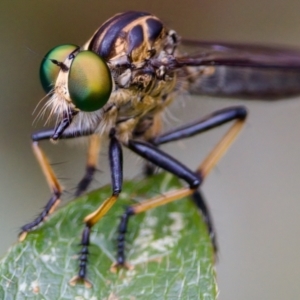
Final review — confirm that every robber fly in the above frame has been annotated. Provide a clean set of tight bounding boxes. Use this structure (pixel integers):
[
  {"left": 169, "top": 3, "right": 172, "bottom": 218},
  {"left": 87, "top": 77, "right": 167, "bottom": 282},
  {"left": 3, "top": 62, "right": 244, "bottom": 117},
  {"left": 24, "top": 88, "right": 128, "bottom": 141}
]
[{"left": 19, "top": 11, "right": 300, "bottom": 287}]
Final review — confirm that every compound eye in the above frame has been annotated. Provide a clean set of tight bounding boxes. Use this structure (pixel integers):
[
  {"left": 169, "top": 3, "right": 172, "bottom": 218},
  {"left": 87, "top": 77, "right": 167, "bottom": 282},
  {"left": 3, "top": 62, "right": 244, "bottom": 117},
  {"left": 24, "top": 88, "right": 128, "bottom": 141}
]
[
  {"left": 68, "top": 51, "right": 112, "bottom": 112},
  {"left": 40, "top": 44, "right": 78, "bottom": 93}
]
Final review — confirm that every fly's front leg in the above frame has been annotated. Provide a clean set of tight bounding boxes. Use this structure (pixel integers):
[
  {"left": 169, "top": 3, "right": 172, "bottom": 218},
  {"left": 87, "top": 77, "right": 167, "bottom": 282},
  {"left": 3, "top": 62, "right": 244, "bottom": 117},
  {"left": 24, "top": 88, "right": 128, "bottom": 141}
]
[
  {"left": 19, "top": 126, "right": 93, "bottom": 241},
  {"left": 19, "top": 130, "right": 63, "bottom": 241},
  {"left": 69, "top": 129, "right": 123, "bottom": 288},
  {"left": 115, "top": 106, "right": 247, "bottom": 268}
]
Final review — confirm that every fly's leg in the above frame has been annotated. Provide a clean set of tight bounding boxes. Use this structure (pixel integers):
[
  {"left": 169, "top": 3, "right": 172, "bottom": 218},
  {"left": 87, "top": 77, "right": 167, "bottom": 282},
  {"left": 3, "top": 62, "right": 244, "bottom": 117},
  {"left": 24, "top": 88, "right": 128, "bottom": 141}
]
[
  {"left": 19, "top": 130, "right": 62, "bottom": 241},
  {"left": 19, "top": 137, "right": 62, "bottom": 241},
  {"left": 115, "top": 106, "right": 247, "bottom": 268},
  {"left": 19, "top": 128, "right": 93, "bottom": 241},
  {"left": 150, "top": 106, "right": 246, "bottom": 252},
  {"left": 69, "top": 129, "right": 123, "bottom": 288},
  {"left": 151, "top": 106, "right": 246, "bottom": 146},
  {"left": 75, "top": 135, "right": 101, "bottom": 197}
]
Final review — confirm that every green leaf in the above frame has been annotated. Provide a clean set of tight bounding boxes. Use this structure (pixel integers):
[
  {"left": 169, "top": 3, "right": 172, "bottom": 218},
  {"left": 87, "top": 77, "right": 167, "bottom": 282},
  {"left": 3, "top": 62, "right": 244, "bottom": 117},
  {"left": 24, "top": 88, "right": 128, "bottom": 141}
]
[{"left": 0, "top": 172, "right": 217, "bottom": 300}]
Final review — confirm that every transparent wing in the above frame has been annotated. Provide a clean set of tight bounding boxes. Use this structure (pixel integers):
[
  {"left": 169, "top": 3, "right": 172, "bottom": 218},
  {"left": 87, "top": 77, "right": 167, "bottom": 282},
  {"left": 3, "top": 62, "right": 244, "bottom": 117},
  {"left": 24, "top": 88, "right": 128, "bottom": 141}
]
[{"left": 178, "top": 39, "right": 300, "bottom": 99}]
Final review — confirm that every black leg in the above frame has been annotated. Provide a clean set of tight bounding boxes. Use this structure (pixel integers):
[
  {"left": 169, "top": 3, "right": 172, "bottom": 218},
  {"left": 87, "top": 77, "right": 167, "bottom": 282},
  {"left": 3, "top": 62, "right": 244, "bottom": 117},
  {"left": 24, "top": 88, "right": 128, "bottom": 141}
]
[
  {"left": 116, "top": 207, "right": 134, "bottom": 267},
  {"left": 147, "top": 106, "right": 246, "bottom": 253},
  {"left": 115, "top": 106, "right": 246, "bottom": 267}
]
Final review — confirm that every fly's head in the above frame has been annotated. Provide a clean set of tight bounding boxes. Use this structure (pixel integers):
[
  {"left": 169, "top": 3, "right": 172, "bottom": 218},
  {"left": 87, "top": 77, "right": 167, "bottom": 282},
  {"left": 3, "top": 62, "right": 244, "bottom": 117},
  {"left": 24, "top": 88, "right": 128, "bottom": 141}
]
[{"left": 38, "top": 44, "right": 113, "bottom": 126}]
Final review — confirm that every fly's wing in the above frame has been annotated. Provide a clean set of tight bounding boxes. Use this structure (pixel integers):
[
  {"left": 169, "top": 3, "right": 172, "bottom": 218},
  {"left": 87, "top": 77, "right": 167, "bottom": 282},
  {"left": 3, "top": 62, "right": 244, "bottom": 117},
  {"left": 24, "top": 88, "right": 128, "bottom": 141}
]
[{"left": 177, "top": 40, "right": 300, "bottom": 99}]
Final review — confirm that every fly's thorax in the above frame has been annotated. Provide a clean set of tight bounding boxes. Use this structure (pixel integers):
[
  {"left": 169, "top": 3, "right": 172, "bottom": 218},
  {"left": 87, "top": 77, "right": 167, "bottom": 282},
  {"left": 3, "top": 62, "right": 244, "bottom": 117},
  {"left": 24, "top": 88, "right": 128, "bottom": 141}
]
[
  {"left": 85, "top": 11, "right": 179, "bottom": 89},
  {"left": 87, "top": 11, "right": 170, "bottom": 63},
  {"left": 98, "top": 78, "right": 177, "bottom": 143}
]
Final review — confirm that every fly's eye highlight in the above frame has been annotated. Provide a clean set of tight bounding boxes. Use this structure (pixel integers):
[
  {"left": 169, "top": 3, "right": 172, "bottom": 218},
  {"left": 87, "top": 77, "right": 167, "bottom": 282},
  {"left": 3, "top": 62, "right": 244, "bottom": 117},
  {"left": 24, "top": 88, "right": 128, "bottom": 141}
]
[
  {"left": 40, "top": 44, "right": 78, "bottom": 93},
  {"left": 68, "top": 51, "right": 112, "bottom": 112}
]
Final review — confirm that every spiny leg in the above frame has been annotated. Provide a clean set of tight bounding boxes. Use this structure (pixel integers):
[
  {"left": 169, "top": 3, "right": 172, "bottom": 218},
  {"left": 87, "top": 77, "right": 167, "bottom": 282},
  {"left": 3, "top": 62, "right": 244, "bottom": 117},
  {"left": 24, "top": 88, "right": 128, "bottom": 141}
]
[
  {"left": 149, "top": 106, "right": 246, "bottom": 252},
  {"left": 140, "top": 106, "right": 246, "bottom": 253},
  {"left": 75, "top": 134, "right": 101, "bottom": 197},
  {"left": 19, "top": 139, "right": 63, "bottom": 241},
  {"left": 69, "top": 129, "right": 123, "bottom": 287},
  {"left": 19, "top": 121, "right": 94, "bottom": 241},
  {"left": 115, "top": 106, "right": 247, "bottom": 267},
  {"left": 154, "top": 106, "right": 246, "bottom": 251}
]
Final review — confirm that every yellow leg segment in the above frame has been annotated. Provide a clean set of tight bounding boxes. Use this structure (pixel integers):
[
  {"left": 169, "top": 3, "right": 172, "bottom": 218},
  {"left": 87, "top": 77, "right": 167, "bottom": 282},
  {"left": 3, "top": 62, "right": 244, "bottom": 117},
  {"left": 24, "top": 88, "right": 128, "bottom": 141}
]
[
  {"left": 134, "top": 187, "right": 195, "bottom": 214},
  {"left": 32, "top": 141, "right": 62, "bottom": 194},
  {"left": 84, "top": 195, "right": 118, "bottom": 226},
  {"left": 199, "top": 119, "right": 244, "bottom": 178},
  {"left": 19, "top": 142, "right": 63, "bottom": 241}
]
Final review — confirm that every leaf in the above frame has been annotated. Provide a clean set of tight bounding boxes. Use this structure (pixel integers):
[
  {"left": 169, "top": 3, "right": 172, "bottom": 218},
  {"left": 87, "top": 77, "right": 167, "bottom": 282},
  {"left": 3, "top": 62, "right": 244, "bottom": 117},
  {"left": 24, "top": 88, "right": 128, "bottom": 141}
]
[{"left": 0, "top": 172, "right": 217, "bottom": 300}]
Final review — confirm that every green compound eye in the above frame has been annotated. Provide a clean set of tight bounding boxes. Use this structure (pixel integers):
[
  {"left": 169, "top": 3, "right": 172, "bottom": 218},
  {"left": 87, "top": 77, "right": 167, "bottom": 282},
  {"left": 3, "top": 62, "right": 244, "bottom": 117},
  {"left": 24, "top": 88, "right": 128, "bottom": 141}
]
[
  {"left": 40, "top": 44, "right": 78, "bottom": 93},
  {"left": 68, "top": 51, "right": 112, "bottom": 112}
]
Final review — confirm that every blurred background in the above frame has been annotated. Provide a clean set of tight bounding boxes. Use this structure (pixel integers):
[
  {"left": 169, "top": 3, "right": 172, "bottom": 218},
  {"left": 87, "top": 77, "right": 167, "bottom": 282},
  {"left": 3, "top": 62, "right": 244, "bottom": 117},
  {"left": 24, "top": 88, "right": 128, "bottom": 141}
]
[{"left": 1, "top": 1, "right": 300, "bottom": 299}]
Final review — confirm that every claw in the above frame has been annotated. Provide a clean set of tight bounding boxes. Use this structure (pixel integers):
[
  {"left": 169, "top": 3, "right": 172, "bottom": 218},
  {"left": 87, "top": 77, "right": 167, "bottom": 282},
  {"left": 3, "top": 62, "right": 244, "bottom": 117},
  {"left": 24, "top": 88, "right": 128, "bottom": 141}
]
[
  {"left": 110, "top": 262, "right": 133, "bottom": 273},
  {"left": 69, "top": 276, "right": 92, "bottom": 288}
]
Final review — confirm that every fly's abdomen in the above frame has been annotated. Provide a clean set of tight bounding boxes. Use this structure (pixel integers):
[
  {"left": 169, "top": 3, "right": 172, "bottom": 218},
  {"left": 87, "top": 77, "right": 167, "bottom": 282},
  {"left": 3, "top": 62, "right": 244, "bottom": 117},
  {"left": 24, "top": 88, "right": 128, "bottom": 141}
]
[
  {"left": 187, "top": 66, "right": 300, "bottom": 99},
  {"left": 87, "top": 11, "right": 167, "bottom": 64}
]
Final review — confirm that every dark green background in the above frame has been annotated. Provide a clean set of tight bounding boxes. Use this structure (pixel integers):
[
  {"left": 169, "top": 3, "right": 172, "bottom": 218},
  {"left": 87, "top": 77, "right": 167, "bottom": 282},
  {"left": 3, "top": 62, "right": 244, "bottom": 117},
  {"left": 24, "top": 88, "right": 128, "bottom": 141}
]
[{"left": 1, "top": 1, "right": 300, "bottom": 299}]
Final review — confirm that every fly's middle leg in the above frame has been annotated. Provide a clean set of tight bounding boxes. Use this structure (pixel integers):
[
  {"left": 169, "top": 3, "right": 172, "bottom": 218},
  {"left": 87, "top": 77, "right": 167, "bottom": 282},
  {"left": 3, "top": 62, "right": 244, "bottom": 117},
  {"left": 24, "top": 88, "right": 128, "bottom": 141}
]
[
  {"left": 69, "top": 129, "right": 123, "bottom": 288},
  {"left": 75, "top": 134, "right": 101, "bottom": 197}
]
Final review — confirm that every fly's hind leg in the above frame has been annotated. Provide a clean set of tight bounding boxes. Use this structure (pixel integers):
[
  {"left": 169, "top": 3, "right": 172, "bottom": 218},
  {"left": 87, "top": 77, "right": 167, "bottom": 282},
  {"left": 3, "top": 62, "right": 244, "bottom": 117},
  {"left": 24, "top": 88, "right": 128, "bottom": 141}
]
[
  {"left": 115, "top": 106, "right": 247, "bottom": 268},
  {"left": 191, "top": 190, "right": 217, "bottom": 253}
]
